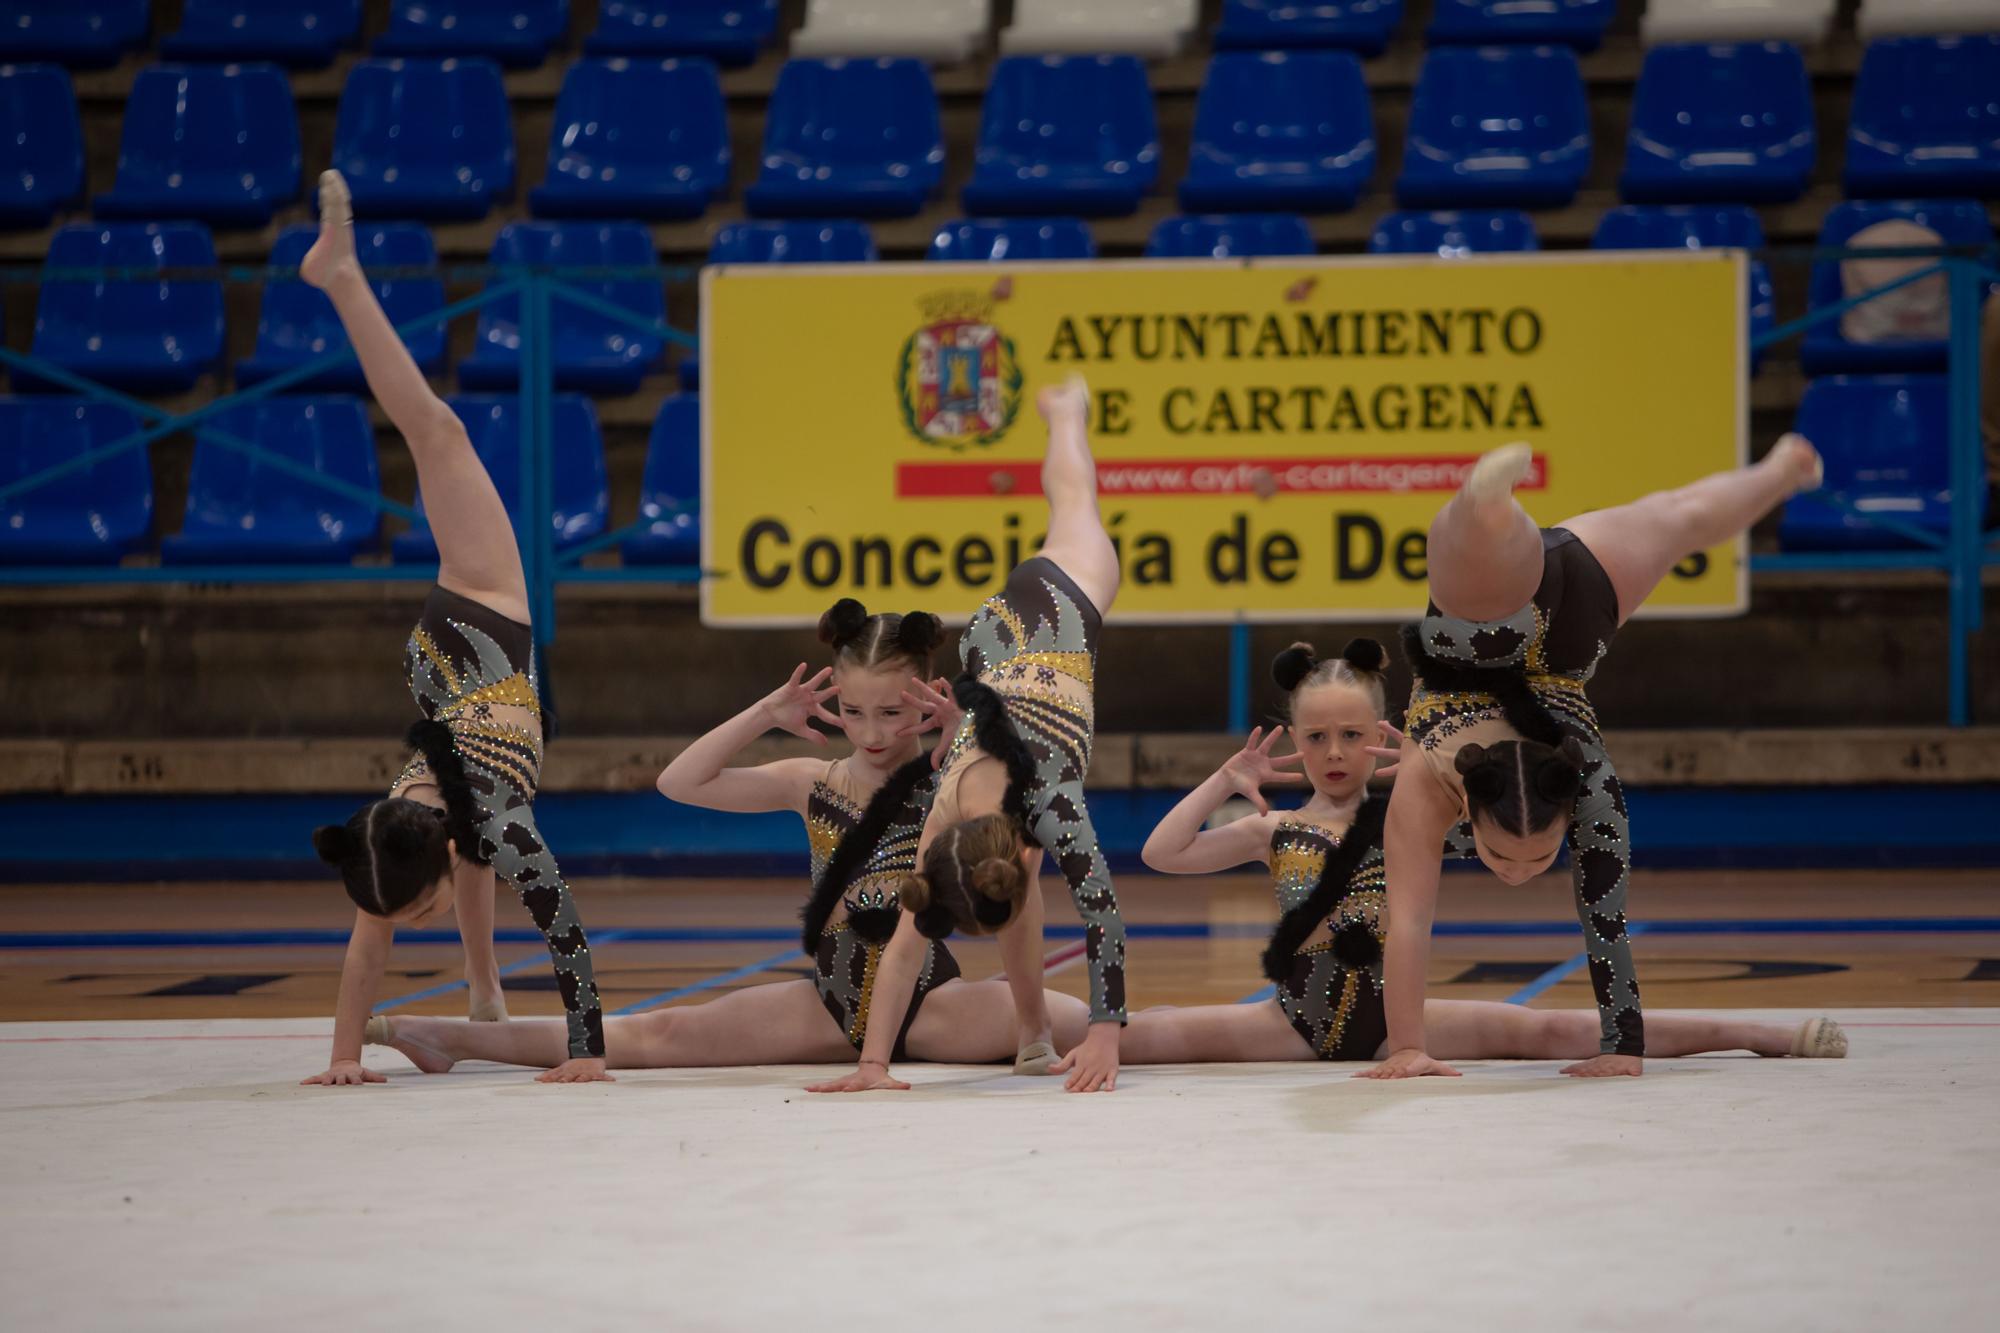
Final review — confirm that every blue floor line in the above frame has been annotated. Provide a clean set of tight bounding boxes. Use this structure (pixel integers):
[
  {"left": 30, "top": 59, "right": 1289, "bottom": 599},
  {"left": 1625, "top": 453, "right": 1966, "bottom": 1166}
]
[
  {"left": 1504, "top": 925, "right": 1652, "bottom": 1005},
  {"left": 611, "top": 948, "right": 803, "bottom": 1016},
  {"left": 373, "top": 930, "right": 629, "bottom": 1013},
  {"left": 1238, "top": 984, "right": 1277, "bottom": 1005},
  {"left": 7, "top": 917, "right": 1998, "bottom": 952}
]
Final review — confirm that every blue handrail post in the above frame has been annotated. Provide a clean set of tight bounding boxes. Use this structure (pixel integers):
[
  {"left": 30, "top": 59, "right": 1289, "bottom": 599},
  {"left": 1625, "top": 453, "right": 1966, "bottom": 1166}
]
[
  {"left": 1946, "top": 257, "right": 1985, "bottom": 727},
  {"left": 1227, "top": 620, "right": 1250, "bottom": 734}
]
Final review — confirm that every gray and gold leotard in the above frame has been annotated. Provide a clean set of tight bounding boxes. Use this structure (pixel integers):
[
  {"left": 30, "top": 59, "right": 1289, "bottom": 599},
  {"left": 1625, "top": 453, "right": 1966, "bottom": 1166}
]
[
  {"left": 1267, "top": 812, "right": 1391, "bottom": 1060},
  {"left": 1404, "top": 527, "right": 1643, "bottom": 1057},
  {"left": 944, "top": 556, "right": 1126, "bottom": 1024},
  {"left": 802, "top": 759, "right": 961, "bottom": 1058},
  {"left": 397, "top": 586, "right": 604, "bottom": 1060}
]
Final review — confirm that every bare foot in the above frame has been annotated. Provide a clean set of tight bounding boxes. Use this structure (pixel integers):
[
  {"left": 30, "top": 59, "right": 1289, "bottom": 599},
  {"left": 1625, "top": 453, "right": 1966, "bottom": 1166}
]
[
  {"left": 1770, "top": 432, "right": 1824, "bottom": 493},
  {"left": 1465, "top": 441, "right": 1535, "bottom": 506},
  {"left": 364, "top": 1015, "right": 457, "bottom": 1074},
  {"left": 1036, "top": 374, "right": 1088, "bottom": 425},
  {"left": 299, "top": 169, "right": 360, "bottom": 292}
]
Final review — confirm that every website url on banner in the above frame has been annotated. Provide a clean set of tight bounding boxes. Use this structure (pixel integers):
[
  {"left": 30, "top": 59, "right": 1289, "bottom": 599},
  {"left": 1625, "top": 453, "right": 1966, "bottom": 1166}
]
[{"left": 896, "top": 454, "right": 1548, "bottom": 499}]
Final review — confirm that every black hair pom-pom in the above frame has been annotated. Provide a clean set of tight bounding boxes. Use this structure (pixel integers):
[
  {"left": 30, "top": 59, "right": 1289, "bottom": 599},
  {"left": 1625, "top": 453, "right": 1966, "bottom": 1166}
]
[
  {"left": 1271, "top": 643, "right": 1319, "bottom": 693},
  {"left": 913, "top": 902, "right": 958, "bottom": 940},
  {"left": 842, "top": 889, "right": 903, "bottom": 947},
  {"left": 818, "top": 597, "right": 871, "bottom": 648},
  {"left": 1463, "top": 762, "right": 1508, "bottom": 804},
  {"left": 972, "top": 895, "right": 1013, "bottom": 928},
  {"left": 1340, "top": 637, "right": 1388, "bottom": 674},
  {"left": 895, "top": 610, "right": 944, "bottom": 656},
  {"left": 1331, "top": 918, "right": 1382, "bottom": 970},
  {"left": 312, "top": 824, "right": 355, "bottom": 866},
  {"left": 1534, "top": 758, "right": 1582, "bottom": 804}
]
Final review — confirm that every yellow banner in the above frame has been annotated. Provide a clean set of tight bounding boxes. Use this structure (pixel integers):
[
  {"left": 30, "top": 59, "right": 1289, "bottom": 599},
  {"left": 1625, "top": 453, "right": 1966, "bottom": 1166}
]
[{"left": 700, "top": 252, "right": 1745, "bottom": 625}]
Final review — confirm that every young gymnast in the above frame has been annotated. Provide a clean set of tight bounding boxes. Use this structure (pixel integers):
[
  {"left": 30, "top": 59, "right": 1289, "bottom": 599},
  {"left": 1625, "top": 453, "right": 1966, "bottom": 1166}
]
[
  {"left": 808, "top": 375, "right": 1128, "bottom": 1094},
  {"left": 359, "top": 599, "right": 1093, "bottom": 1072},
  {"left": 1124, "top": 640, "right": 1846, "bottom": 1066},
  {"left": 1363, "top": 437, "right": 1838, "bottom": 1080},
  {"left": 299, "top": 170, "right": 607, "bottom": 1086}
]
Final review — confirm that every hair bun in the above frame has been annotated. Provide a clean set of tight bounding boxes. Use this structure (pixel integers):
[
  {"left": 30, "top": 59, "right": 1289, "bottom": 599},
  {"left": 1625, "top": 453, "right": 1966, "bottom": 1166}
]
[
  {"left": 895, "top": 872, "right": 932, "bottom": 913},
  {"left": 913, "top": 903, "right": 958, "bottom": 940},
  {"left": 1340, "top": 637, "right": 1388, "bottom": 674},
  {"left": 895, "top": 610, "right": 944, "bottom": 656},
  {"left": 817, "top": 597, "right": 871, "bottom": 648},
  {"left": 1271, "top": 642, "right": 1319, "bottom": 692},
  {"left": 311, "top": 824, "right": 355, "bottom": 866},
  {"left": 1533, "top": 757, "right": 1583, "bottom": 804}
]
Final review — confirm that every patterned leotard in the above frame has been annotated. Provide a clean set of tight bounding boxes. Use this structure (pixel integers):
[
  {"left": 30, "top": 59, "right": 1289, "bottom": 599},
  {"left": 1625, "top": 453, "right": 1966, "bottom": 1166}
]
[
  {"left": 1268, "top": 816, "right": 1391, "bottom": 1060},
  {"left": 396, "top": 586, "right": 603, "bottom": 1059},
  {"left": 1404, "top": 527, "right": 1643, "bottom": 1057},
  {"left": 803, "top": 761, "right": 962, "bottom": 1058},
  {"left": 943, "top": 556, "right": 1126, "bottom": 1024}
]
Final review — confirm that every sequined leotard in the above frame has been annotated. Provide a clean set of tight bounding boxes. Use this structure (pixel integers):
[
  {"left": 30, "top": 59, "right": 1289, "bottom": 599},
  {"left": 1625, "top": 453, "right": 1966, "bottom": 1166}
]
[
  {"left": 396, "top": 586, "right": 604, "bottom": 1059},
  {"left": 803, "top": 760, "right": 961, "bottom": 1058},
  {"left": 1404, "top": 527, "right": 1642, "bottom": 1057},
  {"left": 941, "top": 556, "right": 1126, "bottom": 1024}
]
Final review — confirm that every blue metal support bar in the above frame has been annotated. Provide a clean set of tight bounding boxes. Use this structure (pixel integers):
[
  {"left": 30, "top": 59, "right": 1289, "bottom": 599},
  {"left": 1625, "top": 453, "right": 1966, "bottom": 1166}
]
[{"left": 1227, "top": 621, "right": 1251, "bottom": 734}]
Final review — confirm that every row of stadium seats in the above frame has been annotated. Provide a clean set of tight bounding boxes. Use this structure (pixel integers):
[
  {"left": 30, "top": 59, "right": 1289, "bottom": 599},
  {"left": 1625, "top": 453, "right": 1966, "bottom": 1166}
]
[
  {"left": 0, "top": 375, "right": 1972, "bottom": 565},
  {"left": 13, "top": 2, "right": 2000, "bottom": 69},
  {"left": 7, "top": 36, "right": 2000, "bottom": 229},
  {"left": 0, "top": 392, "right": 699, "bottom": 566},
  {"left": 10, "top": 200, "right": 1989, "bottom": 400}
]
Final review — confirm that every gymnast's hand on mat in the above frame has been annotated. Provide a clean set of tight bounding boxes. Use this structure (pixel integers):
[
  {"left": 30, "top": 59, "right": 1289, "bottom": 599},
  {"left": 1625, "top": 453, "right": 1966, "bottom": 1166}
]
[
  {"left": 760, "top": 664, "right": 843, "bottom": 747},
  {"left": 301, "top": 1060, "right": 386, "bottom": 1087},
  {"left": 537, "top": 1057, "right": 614, "bottom": 1084},
  {"left": 1560, "top": 1054, "right": 1642, "bottom": 1078},
  {"left": 897, "top": 675, "right": 963, "bottom": 768},
  {"left": 804, "top": 1060, "right": 911, "bottom": 1093},
  {"left": 1354, "top": 1048, "right": 1461, "bottom": 1080},
  {"left": 1049, "top": 1023, "right": 1120, "bottom": 1093},
  {"left": 1221, "top": 726, "right": 1308, "bottom": 815},
  {"left": 1365, "top": 722, "right": 1405, "bottom": 780}
]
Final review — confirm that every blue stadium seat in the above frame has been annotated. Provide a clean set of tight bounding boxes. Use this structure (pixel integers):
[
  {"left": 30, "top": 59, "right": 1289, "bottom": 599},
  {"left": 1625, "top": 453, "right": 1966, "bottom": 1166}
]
[
  {"left": 1179, "top": 50, "right": 1375, "bottom": 214},
  {"left": 622, "top": 395, "right": 700, "bottom": 565},
  {"left": 94, "top": 64, "right": 301, "bottom": 228},
  {"left": 26, "top": 223, "right": 225, "bottom": 394},
  {"left": 1146, "top": 213, "right": 1315, "bottom": 258},
  {"left": 962, "top": 55, "right": 1160, "bottom": 217},
  {"left": 0, "top": 399, "right": 151, "bottom": 564},
  {"left": 1844, "top": 35, "right": 2000, "bottom": 200},
  {"left": 0, "top": 2, "right": 151, "bottom": 67},
  {"left": 375, "top": 1, "right": 569, "bottom": 68},
  {"left": 393, "top": 395, "right": 609, "bottom": 561},
  {"left": 707, "top": 220, "right": 878, "bottom": 264},
  {"left": 1396, "top": 46, "right": 1591, "bottom": 209},
  {"left": 1778, "top": 376, "right": 1976, "bottom": 550},
  {"left": 1621, "top": 42, "right": 1814, "bottom": 205},
  {"left": 162, "top": 397, "right": 380, "bottom": 564},
  {"left": 1801, "top": 200, "right": 1997, "bottom": 375},
  {"left": 928, "top": 218, "right": 1096, "bottom": 261},
  {"left": 238, "top": 224, "right": 445, "bottom": 391},
  {"left": 531, "top": 58, "right": 729, "bottom": 220},
  {"left": 162, "top": 1, "right": 362, "bottom": 66},
  {"left": 0, "top": 65, "right": 84, "bottom": 229},
  {"left": 1369, "top": 209, "right": 1538, "bottom": 254},
  {"left": 1426, "top": 0, "right": 1614, "bottom": 51},
  {"left": 460, "top": 222, "right": 665, "bottom": 395},
  {"left": 1592, "top": 204, "right": 1776, "bottom": 362},
  {"left": 745, "top": 58, "right": 943, "bottom": 219},
  {"left": 585, "top": 1, "right": 779, "bottom": 65},
  {"left": 332, "top": 58, "right": 515, "bottom": 220},
  {"left": 1213, "top": 2, "right": 1404, "bottom": 58}
]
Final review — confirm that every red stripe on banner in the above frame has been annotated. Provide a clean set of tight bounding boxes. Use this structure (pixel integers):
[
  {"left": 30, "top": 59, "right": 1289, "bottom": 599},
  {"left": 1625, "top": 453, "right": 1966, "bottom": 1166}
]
[{"left": 896, "top": 454, "right": 1548, "bottom": 499}]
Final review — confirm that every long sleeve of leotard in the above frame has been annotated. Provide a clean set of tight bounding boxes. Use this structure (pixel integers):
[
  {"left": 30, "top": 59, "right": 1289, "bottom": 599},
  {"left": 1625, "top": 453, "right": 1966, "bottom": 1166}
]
[
  {"left": 481, "top": 800, "right": 606, "bottom": 1060},
  {"left": 1566, "top": 742, "right": 1643, "bottom": 1056},
  {"left": 1031, "top": 781, "right": 1127, "bottom": 1025}
]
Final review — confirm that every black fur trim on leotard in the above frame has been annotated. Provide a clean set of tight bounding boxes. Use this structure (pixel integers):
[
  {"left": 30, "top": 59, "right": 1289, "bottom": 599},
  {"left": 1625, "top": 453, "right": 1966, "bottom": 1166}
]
[
  {"left": 405, "top": 720, "right": 489, "bottom": 866},
  {"left": 799, "top": 754, "right": 936, "bottom": 953},
  {"left": 1399, "top": 626, "right": 1567, "bottom": 747},
  {"left": 1259, "top": 797, "right": 1388, "bottom": 983},
  {"left": 952, "top": 674, "right": 1040, "bottom": 842}
]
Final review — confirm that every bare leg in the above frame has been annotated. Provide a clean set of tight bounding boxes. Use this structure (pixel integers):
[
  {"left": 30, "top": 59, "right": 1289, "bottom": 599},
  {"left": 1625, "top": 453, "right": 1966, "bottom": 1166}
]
[
  {"left": 302, "top": 169, "right": 529, "bottom": 622},
  {"left": 994, "top": 870, "right": 1054, "bottom": 1057},
  {"left": 1415, "top": 1001, "right": 1799, "bottom": 1061},
  {"left": 1117, "top": 1001, "right": 1316, "bottom": 1064},
  {"left": 450, "top": 862, "right": 506, "bottom": 1021},
  {"left": 903, "top": 980, "right": 1093, "bottom": 1063},
  {"left": 1033, "top": 377, "right": 1121, "bottom": 616},
  {"left": 1558, "top": 436, "right": 1821, "bottom": 624},
  {"left": 381, "top": 978, "right": 856, "bottom": 1071},
  {"left": 1426, "top": 442, "right": 1547, "bottom": 621}
]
